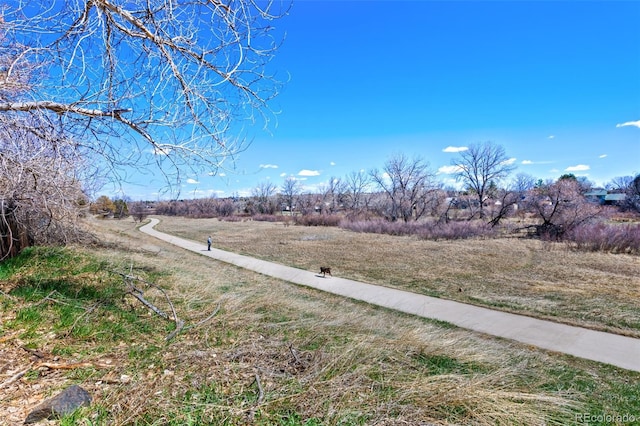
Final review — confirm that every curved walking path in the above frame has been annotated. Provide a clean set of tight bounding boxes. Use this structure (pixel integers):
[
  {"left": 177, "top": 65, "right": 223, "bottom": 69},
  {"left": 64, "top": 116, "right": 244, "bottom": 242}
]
[{"left": 141, "top": 218, "right": 640, "bottom": 372}]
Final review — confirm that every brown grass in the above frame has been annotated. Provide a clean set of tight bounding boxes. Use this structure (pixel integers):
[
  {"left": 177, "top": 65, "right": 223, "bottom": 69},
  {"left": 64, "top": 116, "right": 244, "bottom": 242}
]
[
  {"left": 4, "top": 216, "right": 638, "bottom": 424},
  {"left": 154, "top": 216, "right": 640, "bottom": 337}
]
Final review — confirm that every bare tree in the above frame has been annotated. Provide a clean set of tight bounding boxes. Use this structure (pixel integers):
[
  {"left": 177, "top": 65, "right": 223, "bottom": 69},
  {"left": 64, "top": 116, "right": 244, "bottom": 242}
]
[
  {"left": 344, "top": 170, "right": 372, "bottom": 216},
  {"left": 486, "top": 174, "right": 536, "bottom": 227},
  {"left": 511, "top": 173, "right": 537, "bottom": 194},
  {"left": 0, "top": 0, "right": 289, "bottom": 186},
  {"left": 453, "top": 141, "right": 516, "bottom": 219},
  {"left": 525, "top": 177, "right": 600, "bottom": 239},
  {"left": 318, "top": 176, "right": 345, "bottom": 214},
  {"left": 252, "top": 181, "right": 278, "bottom": 214},
  {"left": 627, "top": 174, "right": 640, "bottom": 213},
  {"left": 370, "top": 154, "right": 436, "bottom": 222},
  {"left": 606, "top": 174, "right": 640, "bottom": 213},
  {"left": 611, "top": 174, "right": 640, "bottom": 213},
  {"left": 279, "top": 176, "right": 301, "bottom": 213},
  {"left": 607, "top": 175, "right": 635, "bottom": 192},
  {"left": 129, "top": 201, "right": 149, "bottom": 223},
  {"left": 0, "top": 123, "right": 89, "bottom": 260},
  {"left": 0, "top": 0, "right": 288, "bottom": 258}
]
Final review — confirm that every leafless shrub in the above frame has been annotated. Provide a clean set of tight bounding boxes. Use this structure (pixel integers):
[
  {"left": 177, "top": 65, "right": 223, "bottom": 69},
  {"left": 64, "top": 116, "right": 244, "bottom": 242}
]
[
  {"left": 217, "top": 215, "right": 245, "bottom": 223},
  {"left": 294, "top": 214, "right": 342, "bottom": 227},
  {"left": 523, "top": 178, "right": 601, "bottom": 239},
  {"left": 564, "top": 222, "right": 640, "bottom": 254},
  {"left": 340, "top": 218, "right": 413, "bottom": 235},
  {"left": 0, "top": 120, "right": 93, "bottom": 259},
  {"left": 215, "top": 199, "right": 236, "bottom": 217},
  {"left": 252, "top": 214, "right": 283, "bottom": 223},
  {"left": 340, "top": 219, "right": 494, "bottom": 240},
  {"left": 417, "top": 220, "right": 495, "bottom": 240}
]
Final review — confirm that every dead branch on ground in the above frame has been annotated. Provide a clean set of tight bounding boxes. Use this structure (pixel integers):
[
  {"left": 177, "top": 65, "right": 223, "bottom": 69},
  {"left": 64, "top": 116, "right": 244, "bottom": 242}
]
[
  {"left": 252, "top": 369, "right": 265, "bottom": 404},
  {"left": 37, "top": 361, "right": 111, "bottom": 370},
  {"left": 0, "top": 365, "right": 33, "bottom": 389},
  {"left": 112, "top": 269, "right": 220, "bottom": 341}
]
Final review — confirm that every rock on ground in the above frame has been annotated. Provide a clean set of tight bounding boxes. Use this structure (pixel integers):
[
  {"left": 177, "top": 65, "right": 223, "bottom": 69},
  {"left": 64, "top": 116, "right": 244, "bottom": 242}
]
[{"left": 24, "top": 384, "right": 91, "bottom": 424}]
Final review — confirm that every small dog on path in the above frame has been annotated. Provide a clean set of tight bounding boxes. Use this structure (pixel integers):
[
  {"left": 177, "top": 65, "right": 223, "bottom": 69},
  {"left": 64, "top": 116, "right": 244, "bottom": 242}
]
[{"left": 320, "top": 267, "right": 332, "bottom": 278}]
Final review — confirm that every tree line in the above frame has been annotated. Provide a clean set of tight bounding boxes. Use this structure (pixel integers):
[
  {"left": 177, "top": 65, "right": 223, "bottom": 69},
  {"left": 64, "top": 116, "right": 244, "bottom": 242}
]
[{"left": 94, "top": 142, "right": 640, "bottom": 246}]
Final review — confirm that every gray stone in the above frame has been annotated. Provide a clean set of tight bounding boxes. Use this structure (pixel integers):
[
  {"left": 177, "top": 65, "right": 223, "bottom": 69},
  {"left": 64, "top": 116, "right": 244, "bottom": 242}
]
[{"left": 24, "top": 385, "right": 91, "bottom": 424}]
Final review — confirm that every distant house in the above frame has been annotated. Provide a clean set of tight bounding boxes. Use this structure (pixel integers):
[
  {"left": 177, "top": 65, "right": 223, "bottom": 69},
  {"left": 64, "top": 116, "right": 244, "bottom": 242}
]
[
  {"left": 584, "top": 189, "right": 607, "bottom": 202},
  {"left": 603, "top": 193, "right": 627, "bottom": 205},
  {"left": 584, "top": 189, "right": 626, "bottom": 205}
]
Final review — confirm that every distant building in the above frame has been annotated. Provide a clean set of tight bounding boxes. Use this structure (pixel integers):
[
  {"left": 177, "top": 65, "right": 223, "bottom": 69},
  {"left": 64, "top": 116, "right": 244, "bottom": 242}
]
[{"left": 584, "top": 189, "right": 627, "bottom": 205}]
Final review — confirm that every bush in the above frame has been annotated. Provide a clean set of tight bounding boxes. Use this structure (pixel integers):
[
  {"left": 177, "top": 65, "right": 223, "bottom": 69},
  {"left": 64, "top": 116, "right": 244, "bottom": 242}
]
[
  {"left": 339, "top": 219, "right": 495, "bottom": 240},
  {"left": 217, "top": 215, "right": 245, "bottom": 222},
  {"left": 417, "top": 221, "right": 495, "bottom": 240},
  {"left": 294, "top": 214, "right": 342, "bottom": 227},
  {"left": 564, "top": 222, "right": 640, "bottom": 254},
  {"left": 252, "top": 214, "right": 282, "bottom": 222}
]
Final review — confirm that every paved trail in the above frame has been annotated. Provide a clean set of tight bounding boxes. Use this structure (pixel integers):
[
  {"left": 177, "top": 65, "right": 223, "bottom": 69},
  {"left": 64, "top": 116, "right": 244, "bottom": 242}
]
[{"left": 140, "top": 218, "right": 640, "bottom": 372}]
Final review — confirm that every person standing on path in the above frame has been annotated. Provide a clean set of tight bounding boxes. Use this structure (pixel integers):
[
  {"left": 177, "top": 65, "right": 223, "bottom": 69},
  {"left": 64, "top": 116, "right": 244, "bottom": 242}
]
[{"left": 207, "top": 235, "right": 212, "bottom": 251}]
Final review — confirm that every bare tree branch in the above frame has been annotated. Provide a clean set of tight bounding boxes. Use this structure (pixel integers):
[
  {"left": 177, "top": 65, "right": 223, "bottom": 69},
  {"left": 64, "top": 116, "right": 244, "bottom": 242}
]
[
  {"left": 453, "top": 141, "right": 516, "bottom": 219},
  {"left": 0, "top": 0, "right": 290, "bottom": 183}
]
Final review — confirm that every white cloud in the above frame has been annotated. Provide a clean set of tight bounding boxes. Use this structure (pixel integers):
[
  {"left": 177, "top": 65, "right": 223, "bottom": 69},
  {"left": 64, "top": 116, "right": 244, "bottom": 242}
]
[
  {"left": 565, "top": 164, "right": 590, "bottom": 172},
  {"left": 188, "top": 188, "right": 224, "bottom": 198},
  {"left": 219, "top": 172, "right": 226, "bottom": 177},
  {"left": 599, "top": 154, "right": 607, "bottom": 159},
  {"left": 260, "top": 164, "right": 279, "bottom": 169},
  {"left": 437, "top": 165, "right": 462, "bottom": 175},
  {"left": 279, "top": 172, "right": 287, "bottom": 177},
  {"left": 186, "top": 178, "right": 199, "bottom": 184},
  {"left": 522, "top": 160, "right": 554, "bottom": 165},
  {"left": 502, "top": 157, "right": 517, "bottom": 165},
  {"left": 616, "top": 120, "right": 640, "bottom": 128},
  {"left": 548, "top": 135, "right": 555, "bottom": 139},
  {"left": 330, "top": 161, "right": 336, "bottom": 166},
  {"left": 298, "top": 169, "right": 320, "bottom": 177},
  {"left": 443, "top": 146, "right": 468, "bottom": 153}
]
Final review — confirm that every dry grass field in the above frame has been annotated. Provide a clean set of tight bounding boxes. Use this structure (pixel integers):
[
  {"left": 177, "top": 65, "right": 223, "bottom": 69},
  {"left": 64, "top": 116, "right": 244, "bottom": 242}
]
[
  {"left": 1, "top": 215, "right": 639, "bottom": 425},
  {"left": 155, "top": 216, "right": 640, "bottom": 337}
]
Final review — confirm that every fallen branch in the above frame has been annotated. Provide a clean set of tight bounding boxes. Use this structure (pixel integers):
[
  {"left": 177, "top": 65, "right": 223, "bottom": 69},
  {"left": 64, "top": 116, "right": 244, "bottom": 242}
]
[
  {"left": 63, "top": 302, "right": 101, "bottom": 338},
  {"left": 183, "top": 303, "right": 222, "bottom": 331},
  {"left": 0, "top": 288, "right": 17, "bottom": 300},
  {"left": 21, "top": 346, "right": 45, "bottom": 359},
  {"left": 112, "top": 267, "right": 220, "bottom": 341},
  {"left": 112, "top": 269, "right": 221, "bottom": 341},
  {"left": 164, "top": 319, "right": 185, "bottom": 342},
  {"left": 113, "top": 269, "right": 179, "bottom": 340},
  {"left": 27, "top": 290, "right": 72, "bottom": 308},
  {"left": 289, "top": 344, "right": 302, "bottom": 364},
  {"left": 0, "top": 365, "right": 33, "bottom": 389},
  {"left": 126, "top": 286, "right": 171, "bottom": 320},
  {"left": 253, "top": 370, "right": 265, "bottom": 404},
  {"left": 36, "top": 361, "right": 111, "bottom": 370}
]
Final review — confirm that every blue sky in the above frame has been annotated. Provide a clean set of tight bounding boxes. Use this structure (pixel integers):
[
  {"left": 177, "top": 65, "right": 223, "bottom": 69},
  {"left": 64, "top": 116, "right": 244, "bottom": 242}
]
[{"left": 117, "top": 0, "right": 640, "bottom": 200}]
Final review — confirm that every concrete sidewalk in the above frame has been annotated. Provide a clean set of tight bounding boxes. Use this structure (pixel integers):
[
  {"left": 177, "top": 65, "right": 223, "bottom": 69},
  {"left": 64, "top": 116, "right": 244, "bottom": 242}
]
[{"left": 140, "top": 218, "right": 640, "bottom": 372}]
